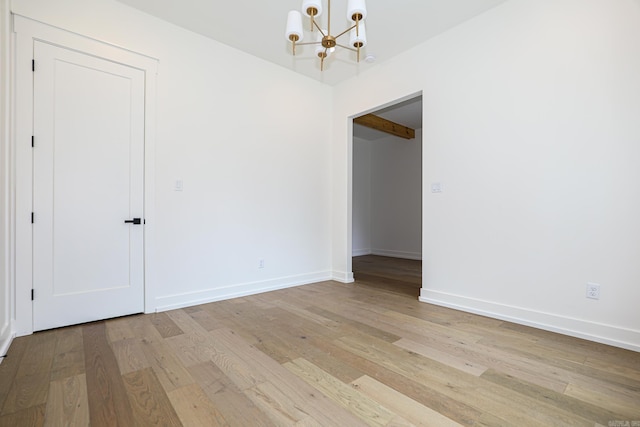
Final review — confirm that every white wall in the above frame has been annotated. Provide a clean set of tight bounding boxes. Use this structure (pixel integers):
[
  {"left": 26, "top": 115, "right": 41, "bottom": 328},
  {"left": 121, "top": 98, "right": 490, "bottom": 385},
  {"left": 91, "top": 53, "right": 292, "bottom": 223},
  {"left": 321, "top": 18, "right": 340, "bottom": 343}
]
[
  {"left": 371, "top": 130, "right": 422, "bottom": 260},
  {"left": 352, "top": 137, "right": 372, "bottom": 256},
  {"left": 6, "top": 0, "right": 640, "bottom": 352},
  {"left": 0, "top": 0, "right": 12, "bottom": 359},
  {"left": 9, "top": 0, "right": 333, "bottom": 334},
  {"left": 352, "top": 131, "right": 423, "bottom": 260},
  {"left": 333, "top": 0, "right": 640, "bottom": 351}
]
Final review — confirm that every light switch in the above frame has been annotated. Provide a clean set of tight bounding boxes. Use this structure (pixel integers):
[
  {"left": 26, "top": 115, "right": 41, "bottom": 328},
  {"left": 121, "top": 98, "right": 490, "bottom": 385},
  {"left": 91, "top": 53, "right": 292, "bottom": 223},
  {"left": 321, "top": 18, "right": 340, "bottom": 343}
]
[
  {"left": 431, "top": 182, "right": 443, "bottom": 193},
  {"left": 174, "top": 179, "right": 183, "bottom": 191}
]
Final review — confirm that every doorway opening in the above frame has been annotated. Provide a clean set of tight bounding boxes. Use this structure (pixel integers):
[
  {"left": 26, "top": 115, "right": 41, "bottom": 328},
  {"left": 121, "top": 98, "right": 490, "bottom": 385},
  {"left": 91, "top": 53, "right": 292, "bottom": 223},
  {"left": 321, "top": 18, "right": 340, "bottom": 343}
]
[{"left": 351, "top": 94, "right": 423, "bottom": 297}]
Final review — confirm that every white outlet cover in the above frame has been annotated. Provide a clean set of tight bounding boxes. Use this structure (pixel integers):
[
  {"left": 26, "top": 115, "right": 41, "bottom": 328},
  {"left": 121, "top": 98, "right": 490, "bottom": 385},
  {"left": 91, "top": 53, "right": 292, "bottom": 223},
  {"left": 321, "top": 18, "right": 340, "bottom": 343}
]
[
  {"left": 586, "top": 282, "right": 601, "bottom": 300},
  {"left": 431, "top": 182, "right": 443, "bottom": 193}
]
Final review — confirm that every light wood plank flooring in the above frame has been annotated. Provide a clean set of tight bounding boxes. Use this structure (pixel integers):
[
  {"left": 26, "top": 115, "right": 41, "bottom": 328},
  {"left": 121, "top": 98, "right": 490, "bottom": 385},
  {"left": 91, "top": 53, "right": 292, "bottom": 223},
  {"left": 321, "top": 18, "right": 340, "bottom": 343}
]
[{"left": 1, "top": 256, "right": 639, "bottom": 426}]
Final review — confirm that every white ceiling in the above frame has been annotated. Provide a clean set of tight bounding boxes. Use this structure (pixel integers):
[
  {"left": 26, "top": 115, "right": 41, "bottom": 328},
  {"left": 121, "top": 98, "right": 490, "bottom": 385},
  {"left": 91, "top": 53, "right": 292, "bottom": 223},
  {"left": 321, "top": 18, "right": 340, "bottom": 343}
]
[{"left": 115, "top": 0, "right": 507, "bottom": 86}]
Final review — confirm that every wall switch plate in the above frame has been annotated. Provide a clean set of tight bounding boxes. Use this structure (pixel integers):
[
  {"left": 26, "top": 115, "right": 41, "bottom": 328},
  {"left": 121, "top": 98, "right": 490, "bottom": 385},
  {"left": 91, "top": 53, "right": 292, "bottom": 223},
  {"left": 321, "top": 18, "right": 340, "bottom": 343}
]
[
  {"left": 586, "top": 282, "right": 601, "bottom": 300},
  {"left": 431, "top": 182, "right": 443, "bottom": 193},
  {"left": 174, "top": 179, "right": 183, "bottom": 191},
  {"left": 259, "top": 259, "right": 265, "bottom": 269}
]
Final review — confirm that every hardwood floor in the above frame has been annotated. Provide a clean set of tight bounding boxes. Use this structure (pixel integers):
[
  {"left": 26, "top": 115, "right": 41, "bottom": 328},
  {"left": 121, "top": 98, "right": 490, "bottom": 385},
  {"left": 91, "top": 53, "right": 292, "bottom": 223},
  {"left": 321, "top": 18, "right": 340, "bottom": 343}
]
[
  {"left": 353, "top": 255, "right": 422, "bottom": 298},
  {"left": 1, "top": 256, "right": 639, "bottom": 426}
]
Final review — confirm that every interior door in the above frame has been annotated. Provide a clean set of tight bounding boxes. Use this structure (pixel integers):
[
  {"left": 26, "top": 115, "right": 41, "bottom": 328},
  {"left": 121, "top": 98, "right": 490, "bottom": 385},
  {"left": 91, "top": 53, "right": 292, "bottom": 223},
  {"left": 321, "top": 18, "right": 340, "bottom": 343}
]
[{"left": 32, "top": 40, "right": 145, "bottom": 331}]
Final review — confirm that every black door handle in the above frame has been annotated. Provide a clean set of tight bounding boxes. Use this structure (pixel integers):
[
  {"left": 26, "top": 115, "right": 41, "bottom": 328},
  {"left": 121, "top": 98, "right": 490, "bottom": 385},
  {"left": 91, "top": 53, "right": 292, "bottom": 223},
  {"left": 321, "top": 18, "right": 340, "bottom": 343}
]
[{"left": 124, "top": 218, "right": 142, "bottom": 225}]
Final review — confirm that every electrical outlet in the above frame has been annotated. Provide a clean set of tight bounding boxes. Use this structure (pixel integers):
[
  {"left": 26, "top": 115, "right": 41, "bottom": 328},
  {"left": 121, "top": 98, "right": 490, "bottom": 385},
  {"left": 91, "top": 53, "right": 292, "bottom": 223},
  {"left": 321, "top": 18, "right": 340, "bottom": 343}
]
[
  {"left": 586, "top": 283, "right": 601, "bottom": 300},
  {"left": 259, "top": 259, "right": 265, "bottom": 269}
]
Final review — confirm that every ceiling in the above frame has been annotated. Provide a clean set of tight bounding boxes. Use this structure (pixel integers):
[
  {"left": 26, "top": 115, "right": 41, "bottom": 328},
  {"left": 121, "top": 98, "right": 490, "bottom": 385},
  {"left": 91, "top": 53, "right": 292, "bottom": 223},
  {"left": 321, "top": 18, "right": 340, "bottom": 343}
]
[
  {"left": 115, "top": 0, "right": 507, "bottom": 86},
  {"left": 113, "top": 1, "right": 506, "bottom": 139}
]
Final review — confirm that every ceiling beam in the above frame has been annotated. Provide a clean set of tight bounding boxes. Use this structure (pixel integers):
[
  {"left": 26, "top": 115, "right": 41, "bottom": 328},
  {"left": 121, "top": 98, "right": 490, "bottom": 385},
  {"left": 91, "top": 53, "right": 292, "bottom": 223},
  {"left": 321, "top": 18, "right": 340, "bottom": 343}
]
[{"left": 353, "top": 114, "right": 415, "bottom": 140}]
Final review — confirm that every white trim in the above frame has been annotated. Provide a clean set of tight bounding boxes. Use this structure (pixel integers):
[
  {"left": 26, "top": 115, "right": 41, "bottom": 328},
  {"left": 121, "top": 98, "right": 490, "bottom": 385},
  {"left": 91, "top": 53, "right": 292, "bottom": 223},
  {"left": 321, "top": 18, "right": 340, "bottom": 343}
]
[
  {"left": 153, "top": 272, "right": 333, "bottom": 313},
  {"left": 0, "top": 324, "right": 14, "bottom": 364},
  {"left": 12, "top": 15, "right": 158, "bottom": 335},
  {"left": 420, "top": 289, "right": 640, "bottom": 353},
  {"left": 346, "top": 116, "right": 354, "bottom": 279},
  {"left": 352, "top": 248, "right": 423, "bottom": 260},
  {"left": 371, "top": 249, "right": 422, "bottom": 261},
  {"left": 13, "top": 14, "right": 158, "bottom": 62},
  {"left": 332, "top": 270, "right": 355, "bottom": 283},
  {"left": 352, "top": 248, "right": 372, "bottom": 257},
  {"left": 0, "top": 0, "right": 13, "bottom": 361},
  {"left": 347, "top": 91, "right": 424, "bottom": 287}
]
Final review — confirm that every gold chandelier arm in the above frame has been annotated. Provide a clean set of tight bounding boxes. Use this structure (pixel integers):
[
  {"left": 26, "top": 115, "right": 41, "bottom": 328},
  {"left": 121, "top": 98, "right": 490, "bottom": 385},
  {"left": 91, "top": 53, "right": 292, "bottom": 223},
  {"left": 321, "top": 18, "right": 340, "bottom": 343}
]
[
  {"left": 336, "top": 43, "right": 358, "bottom": 53},
  {"left": 333, "top": 23, "right": 358, "bottom": 40},
  {"left": 312, "top": 19, "right": 327, "bottom": 36},
  {"left": 296, "top": 41, "right": 322, "bottom": 46}
]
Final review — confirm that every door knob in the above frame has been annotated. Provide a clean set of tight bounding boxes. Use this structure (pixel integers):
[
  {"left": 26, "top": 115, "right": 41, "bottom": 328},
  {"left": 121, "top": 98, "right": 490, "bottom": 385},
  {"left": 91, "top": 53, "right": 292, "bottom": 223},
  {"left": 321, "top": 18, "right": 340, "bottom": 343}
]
[{"left": 124, "top": 218, "right": 142, "bottom": 225}]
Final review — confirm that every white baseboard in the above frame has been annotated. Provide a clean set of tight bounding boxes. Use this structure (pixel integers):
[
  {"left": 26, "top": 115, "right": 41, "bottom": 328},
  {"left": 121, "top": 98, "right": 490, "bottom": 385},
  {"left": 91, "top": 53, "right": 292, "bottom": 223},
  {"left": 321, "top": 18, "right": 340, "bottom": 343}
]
[
  {"left": 332, "top": 270, "right": 355, "bottom": 283},
  {"left": 151, "top": 271, "right": 333, "bottom": 313},
  {"left": 352, "top": 248, "right": 372, "bottom": 257},
  {"left": 371, "top": 249, "right": 422, "bottom": 261},
  {"left": 420, "top": 289, "right": 640, "bottom": 352},
  {"left": 0, "top": 323, "right": 14, "bottom": 365}
]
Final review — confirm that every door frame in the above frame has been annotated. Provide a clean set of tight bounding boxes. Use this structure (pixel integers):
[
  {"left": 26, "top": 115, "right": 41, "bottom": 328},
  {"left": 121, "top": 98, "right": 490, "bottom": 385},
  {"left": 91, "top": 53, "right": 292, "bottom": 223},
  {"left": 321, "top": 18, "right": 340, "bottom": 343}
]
[
  {"left": 12, "top": 15, "right": 158, "bottom": 335},
  {"left": 347, "top": 91, "right": 423, "bottom": 281}
]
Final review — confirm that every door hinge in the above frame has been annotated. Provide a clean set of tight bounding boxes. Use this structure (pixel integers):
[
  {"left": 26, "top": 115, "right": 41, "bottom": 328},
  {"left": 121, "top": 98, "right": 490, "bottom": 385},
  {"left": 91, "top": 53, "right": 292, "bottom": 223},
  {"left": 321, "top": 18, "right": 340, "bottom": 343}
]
[
  {"left": 32, "top": 59, "right": 35, "bottom": 72},
  {"left": 31, "top": 136, "right": 34, "bottom": 147},
  {"left": 31, "top": 289, "right": 34, "bottom": 301},
  {"left": 31, "top": 212, "right": 34, "bottom": 224}
]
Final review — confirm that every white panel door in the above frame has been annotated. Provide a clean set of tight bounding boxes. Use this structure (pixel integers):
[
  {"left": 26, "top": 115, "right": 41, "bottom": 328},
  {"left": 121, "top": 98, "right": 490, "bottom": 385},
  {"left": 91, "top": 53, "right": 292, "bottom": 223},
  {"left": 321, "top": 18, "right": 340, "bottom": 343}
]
[{"left": 33, "top": 41, "right": 145, "bottom": 331}]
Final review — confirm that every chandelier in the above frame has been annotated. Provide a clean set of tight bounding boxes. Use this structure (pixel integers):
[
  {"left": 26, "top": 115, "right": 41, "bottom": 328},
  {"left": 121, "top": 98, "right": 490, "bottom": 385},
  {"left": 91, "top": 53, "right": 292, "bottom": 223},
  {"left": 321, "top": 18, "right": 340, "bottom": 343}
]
[{"left": 285, "top": 0, "right": 368, "bottom": 71}]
